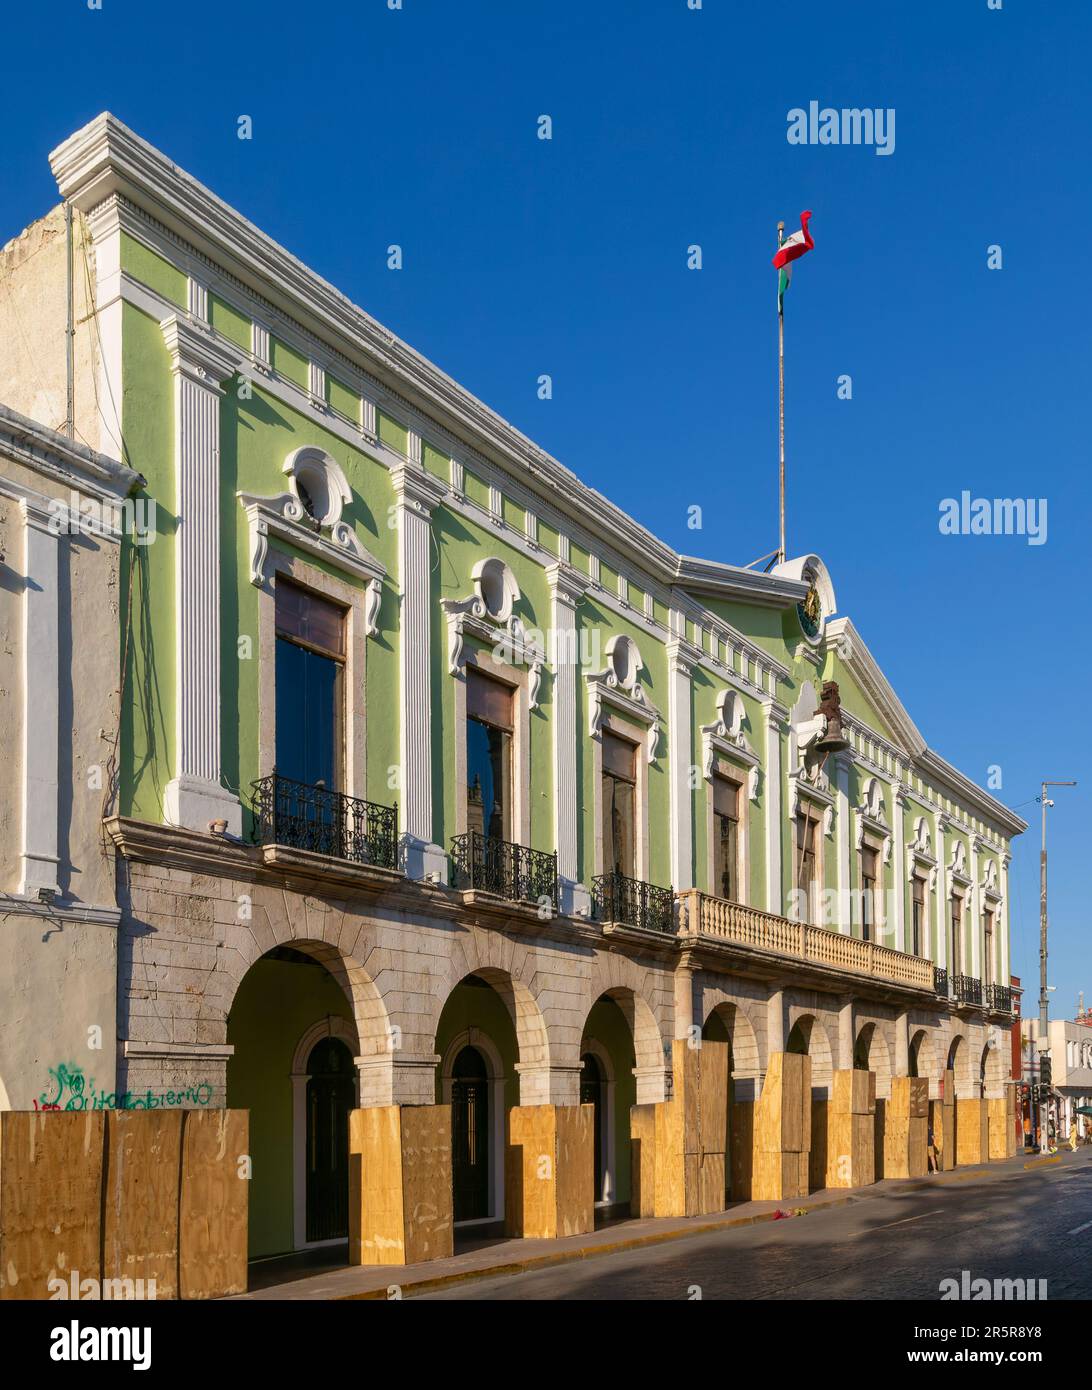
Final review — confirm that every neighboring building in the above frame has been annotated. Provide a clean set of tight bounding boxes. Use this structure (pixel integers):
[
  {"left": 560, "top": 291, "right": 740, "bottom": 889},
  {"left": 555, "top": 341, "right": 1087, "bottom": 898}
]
[
  {"left": 0, "top": 403, "right": 140, "bottom": 1110},
  {"left": 0, "top": 114, "right": 1026, "bottom": 1260},
  {"left": 1023, "top": 1016, "right": 1092, "bottom": 1141}
]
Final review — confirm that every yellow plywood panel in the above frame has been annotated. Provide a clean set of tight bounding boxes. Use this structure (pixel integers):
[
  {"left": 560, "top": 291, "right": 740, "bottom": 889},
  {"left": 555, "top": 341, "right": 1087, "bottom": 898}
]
[
  {"left": 654, "top": 1101, "right": 685, "bottom": 1219},
  {"left": 697, "top": 1152, "right": 727, "bottom": 1216},
  {"left": 103, "top": 1110, "right": 182, "bottom": 1299},
  {"left": 555, "top": 1105, "right": 594, "bottom": 1237},
  {"left": 0, "top": 1112, "right": 104, "bottom": 1301},
  {"left": 832, "top": 1069, "right": 874, "bottom": 1117},
  {"left": 399, "top": 1104, "right": 453, "bottom": 1263},
  {"left": 753, "top": 1149, "right": 807, "bottom": 1202},
  {"left": 883, "top": 1117, "right": 911, "bottom": 1180},
  {"left": 630, "top": 1105, "right": 657, "bottom": 1217},
  {"left": 988, "top": 1098, "right": 1010, "bottom": 1162},
  {"left": 956, "top": 1099, "right": 988, "bottom": 1166},
  {"left": 350, "top": 1106, "right": 405, "bottom": 1266},
  {"left": 908, "top": 1116, "right": 928, "bottom": 1177},
  {"left": 178, "top": 1109, "right": 248, "bottom": 1299},
  {"left": 909, "top": 1077, "right": 930, "bottom": 1119},
  {"left": 698, "top": 1043, "right": 729, "bottom": 1157}
]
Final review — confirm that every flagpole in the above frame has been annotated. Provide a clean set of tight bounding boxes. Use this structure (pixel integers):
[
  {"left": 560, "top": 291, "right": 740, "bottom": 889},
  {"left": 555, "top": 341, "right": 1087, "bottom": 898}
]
[{"left": 777, "top": 220, "right": 786, "bottom": 564}]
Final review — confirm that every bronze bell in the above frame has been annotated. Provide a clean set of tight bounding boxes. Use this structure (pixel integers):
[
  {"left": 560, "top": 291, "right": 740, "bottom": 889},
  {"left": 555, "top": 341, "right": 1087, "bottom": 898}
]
[{"left": 812, "top": 726, "right": 851, "bottom": 757}]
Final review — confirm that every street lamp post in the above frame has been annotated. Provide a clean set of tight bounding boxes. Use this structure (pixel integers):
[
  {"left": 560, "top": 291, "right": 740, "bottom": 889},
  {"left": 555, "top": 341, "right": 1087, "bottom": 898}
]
[{"left": 1039, "top": 779, "right": 1076, "bottom": 1154}]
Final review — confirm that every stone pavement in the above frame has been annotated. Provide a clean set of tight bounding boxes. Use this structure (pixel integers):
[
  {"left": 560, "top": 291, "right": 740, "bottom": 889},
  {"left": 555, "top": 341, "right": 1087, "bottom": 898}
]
[{"left": 232, "top": 1145, "right": 1073, "bottom": 1301}]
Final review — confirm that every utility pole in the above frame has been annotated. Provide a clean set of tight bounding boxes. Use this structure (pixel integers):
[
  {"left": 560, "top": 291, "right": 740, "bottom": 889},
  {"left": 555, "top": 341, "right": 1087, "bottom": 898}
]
[{"left": 1039, "top": 778, "right": 1076, "bottom": 1153}]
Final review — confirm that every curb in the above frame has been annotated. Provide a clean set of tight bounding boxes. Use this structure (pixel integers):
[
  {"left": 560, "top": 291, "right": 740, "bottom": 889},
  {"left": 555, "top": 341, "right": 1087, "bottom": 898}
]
[{"left": 334, "top": 1150, "right": 1076, "bottom": 1300}]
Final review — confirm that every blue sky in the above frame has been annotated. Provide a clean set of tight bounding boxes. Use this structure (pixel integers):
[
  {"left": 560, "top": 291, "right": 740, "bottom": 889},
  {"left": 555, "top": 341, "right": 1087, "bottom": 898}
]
[{"left": 2, "top": 0, "right": 1088, "bottom": 1009}]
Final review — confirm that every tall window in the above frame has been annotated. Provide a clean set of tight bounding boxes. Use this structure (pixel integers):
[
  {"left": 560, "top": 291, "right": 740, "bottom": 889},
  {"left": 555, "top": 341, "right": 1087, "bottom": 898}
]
[
  {"left": 713, "top": 774, "right": 741, "bottom": 901},
  {"left": 602, "top": 732, "right": 637, "bottom": 879},
  {"left": 794, "top": 807, "right": 820, "bottom": 923},
  {"left": 466, "top": 669, "right": 513, "bottom": 841},
  {"left": 275, "top": 580, "right": 346, "bottom": 788},
  {"left": 860, "top": 845, "right": 878, "bottom": 942},
  {"left": 983, "top": 909, "right": 994, "bottom": 988},
  {"left": 911, "top": 873, "right": 926, "bottom": 957},
  {"left": 951, "top": 893, "right": 963, "bottom": 974}
]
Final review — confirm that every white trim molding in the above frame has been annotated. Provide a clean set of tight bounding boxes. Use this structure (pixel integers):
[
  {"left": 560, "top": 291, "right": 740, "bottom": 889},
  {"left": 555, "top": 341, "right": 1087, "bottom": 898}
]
[
  {"left": 160, "top": 313, "right": 242, "bottom": 836},
  {"left": 586, "top": 635, "right": 663, "bottom": 765}
]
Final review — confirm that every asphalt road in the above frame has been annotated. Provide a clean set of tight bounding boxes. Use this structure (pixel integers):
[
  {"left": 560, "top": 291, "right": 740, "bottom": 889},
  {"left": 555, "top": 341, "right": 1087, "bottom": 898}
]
[{"left": 420, "top": 1149, "right": 1092, "bottom": 1301}]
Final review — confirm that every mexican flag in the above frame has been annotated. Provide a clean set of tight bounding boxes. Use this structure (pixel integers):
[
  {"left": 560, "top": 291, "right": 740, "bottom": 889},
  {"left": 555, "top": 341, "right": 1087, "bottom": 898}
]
[{"left": 773, "top": 210, "right": 814, "bottom": 312}]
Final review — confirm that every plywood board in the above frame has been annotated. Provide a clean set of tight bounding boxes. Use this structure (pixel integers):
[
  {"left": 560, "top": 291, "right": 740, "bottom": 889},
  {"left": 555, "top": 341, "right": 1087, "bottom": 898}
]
[
  {"left": 833, "top": 1068, "right": 873, "bottom": 1117},
  {"left": 930, "top": 1100, "right": 949, "bottom": 1171},
  {"left": 873, "top": 1099, "right": 887, "bottom": 1180},
  {"left": 630, "top": 1104, "right": 657, "bottom": 1217},
  {"left": 956, "top": 1099, "right": 988, "bottom": 1166},
  {"left": 178, "top": 1109, "right": 248, "bottom": 1299},
  {"left": 698, "top": 1042, "right": 729, "bottom": 1157},
  {"left": 0, "top": 1111, "right": 104, "bottom": 1301},
  {"left": 889, "top": 1075, "right": 911, "bottom": 1121},
  {"left": 350, "top": 1106, "right": 404, "bottom": 1266},
  {"left": 400, "top": 1104, "right": 453, "bottom": 1262},
  {"left": 103, "top": 1109, "right": 182, "bottom": 1299},
  {"left": 908, "top": 1115, "right": 928, "bottom": 1177},
  {"left": 697, "top": 1152, "right": 727, "bottom": 1216},
  {"left": 554, "top": 1104, "right": 594, "bottom": 1238},
  {"left": 883, "top": 1117, "right": 911, "bottom": 1180},
  {"left": 507, "top": 1104, "right": 554, "bottom": 1237},
  {"left": 909, "top": 1077, "right": 929, "bottom": 1119},
  {"left": 654, "top": 1100, "right": 685, "bottom": 1219},
  {"left": 987, "top": 1098, "right": 1009, "bottom": 1162},
  {"left": 753, "top": 1148, "right": 807, "bottom": 1202}
]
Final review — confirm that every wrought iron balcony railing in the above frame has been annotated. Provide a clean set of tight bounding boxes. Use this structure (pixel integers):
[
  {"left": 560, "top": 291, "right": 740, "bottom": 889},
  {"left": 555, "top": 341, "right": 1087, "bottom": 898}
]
[
  {"left": 953, "top": 973, "right": 983, "bottom": 1006},
  {"left": 251, "top": 773, "right": 398, "bottom": 871},
  {"left": 934, "top": 966, "right": 950, "bottom": 998},
  {"left": 592, "top": 871, "right": 676, "bottom": 934},
  {"left": 450, "top": 830, "right": 558, "bottom": 910},
  {"left": 987, "top": 982, "right": 1014, "bottom": 1013}
]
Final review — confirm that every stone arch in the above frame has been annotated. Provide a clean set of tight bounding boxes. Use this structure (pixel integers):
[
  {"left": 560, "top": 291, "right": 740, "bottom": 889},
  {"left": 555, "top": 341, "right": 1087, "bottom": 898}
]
[
  {"left": 428, "top": 928, "right": 552, "bottom": 1082},
  {"left": 947, "top": 1031, "right": 975, "bottom": 1099},
  {"left": 702, "top": 1001, "right": 762, "bottom": 1082},
  {"left": 908, "top": 1027, "right": 937, "bottom": 1085},
  {"left": 854, "top": 1022, "right": 893, "bottom": 1098},
  {"left": 786, "top": 1012, "right": 834, "bottom": 1096},
  {"left": 582, "top": 954, "right": 669, "bottom": 1104},
  {"left": 220, "top": 889, "right": 393, "bottom": 1062},
  {"left": 981, "top": 1036, "right": 1007, "bottom": 1099}
]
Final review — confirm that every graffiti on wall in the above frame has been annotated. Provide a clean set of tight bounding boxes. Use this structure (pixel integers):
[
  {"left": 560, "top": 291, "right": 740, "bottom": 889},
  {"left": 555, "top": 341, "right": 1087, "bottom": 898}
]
[{"left": 34, "top": 1063, "right": 213, "bottom": 1111}]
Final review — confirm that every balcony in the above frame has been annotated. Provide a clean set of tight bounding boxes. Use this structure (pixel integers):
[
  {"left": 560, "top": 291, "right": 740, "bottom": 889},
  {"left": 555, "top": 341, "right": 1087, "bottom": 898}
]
[
  {"left": 251, "top": 773, "right": 399, "bottom": 871},
  {"left": 592, "top": 871, "right": 676, "bottom": 934},
  {"left": 953, "top": 973, "right": 984, "bottom": 1006},
  {"left": 677, "top": 890, "right": 934, "bottom": 991},
  {"left": 450, "top": 830, "right": 558, "bottom": 910},
  {"left": 934, "top": 966, "right": 950, "bottom": 998},
  {"left": 987, "top": 982, "right": 1014, "bottom": 1014}
]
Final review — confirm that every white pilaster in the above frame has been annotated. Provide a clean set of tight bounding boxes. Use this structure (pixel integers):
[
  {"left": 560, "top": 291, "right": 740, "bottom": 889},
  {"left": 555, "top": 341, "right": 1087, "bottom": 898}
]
[
  {"left": 1000, "top": 852, "right": 1012, "bottom": 987},
  {"left": 968, "top": 834, "right": 980, "bottom": 981},
  {"left": 666, "top": 639, "right": 697, "bottom": 892},
  {"left": 934, "top": 811, "right": 948, "bottom": 974},
  {"left": 892, "top": 783, "right": 907, "bottom": 952},
  {"left": 763, "top": 702, "right": 786, "bottom": 915},
  {"left": 160, "top": 315, "right": 242, "bottom": 835},
  {"left": 391, "top": 463, "right": 448, "bottom": 881},
  {"left": 835, "top": 752, "right": 851, "bottom": 934},
  {"left": 19, "top": 498, "right": 60, "bottom": 895},
  {"left": 546, "top": 563, "right": 588, "bottom": 915}
]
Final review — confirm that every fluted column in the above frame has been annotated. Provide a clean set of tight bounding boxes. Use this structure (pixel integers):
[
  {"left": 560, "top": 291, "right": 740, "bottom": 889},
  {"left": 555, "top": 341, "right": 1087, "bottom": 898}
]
[
  {"left": 666, "top": 638, "right": 698, "bottom": 892},
  {"left": 391, "top": 463, "right": 448, "bottom": 881},
  {"left": 546, "top": 562, "right": 588, "bottom": 915},
  {"left": 160, "top": 315, "right": 241, "bottom": 835},
  {"left": 892, "top": 782, "right": 907, "bottom": 952},
  {"left": 763, "top": 701, "right": 787, "bottom": 914}
]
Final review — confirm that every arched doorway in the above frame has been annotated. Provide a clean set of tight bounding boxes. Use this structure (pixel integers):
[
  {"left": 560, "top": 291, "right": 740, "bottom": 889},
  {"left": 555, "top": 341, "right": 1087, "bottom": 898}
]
[
  {"left": 305, "top": 1036, "right": 355, "bottom": 1242},
  {"left": 226, "top": 944, "right": 362, "bottom": 1259},
  {"left": 451, "top": 1044, "right": 491, "bottom": 1223},
  {"left": 580, "top": 992, "right": 639, "bottom": 1214}
]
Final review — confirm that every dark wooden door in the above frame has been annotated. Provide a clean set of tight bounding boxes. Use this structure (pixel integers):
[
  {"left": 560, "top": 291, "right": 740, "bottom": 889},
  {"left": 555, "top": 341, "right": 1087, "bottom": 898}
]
[
  {"left": 580, "top": 1052, "right": 604, "bottom": 1203},
  {"left": 452, "top": 1046, "right": 490, "bottom": 1222},
  {"left": 305, "top": 1037, "right": 355, "bottom": 1242}
]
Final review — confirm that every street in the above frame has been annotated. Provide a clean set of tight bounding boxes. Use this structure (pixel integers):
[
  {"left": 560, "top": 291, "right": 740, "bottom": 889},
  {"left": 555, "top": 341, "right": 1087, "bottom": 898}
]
[{"left": 419, "top": 1150, "right": 1092, "bottom": 1301}]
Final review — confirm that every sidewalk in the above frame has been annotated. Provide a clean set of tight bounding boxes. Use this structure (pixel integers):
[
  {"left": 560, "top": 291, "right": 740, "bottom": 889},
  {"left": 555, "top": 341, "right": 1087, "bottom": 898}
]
[{"left": 231, "top": 1145, "right": 1085, "bottom": 1301}]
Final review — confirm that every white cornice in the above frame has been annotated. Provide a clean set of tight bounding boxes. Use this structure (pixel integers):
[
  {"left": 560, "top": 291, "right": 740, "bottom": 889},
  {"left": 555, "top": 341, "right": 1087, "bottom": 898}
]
[
  {"left": 827, "top": 616, "right": 1025, "bottom": 840},
  {"left": 0, "top": 402, "right": 142, "bottom": 500}
]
